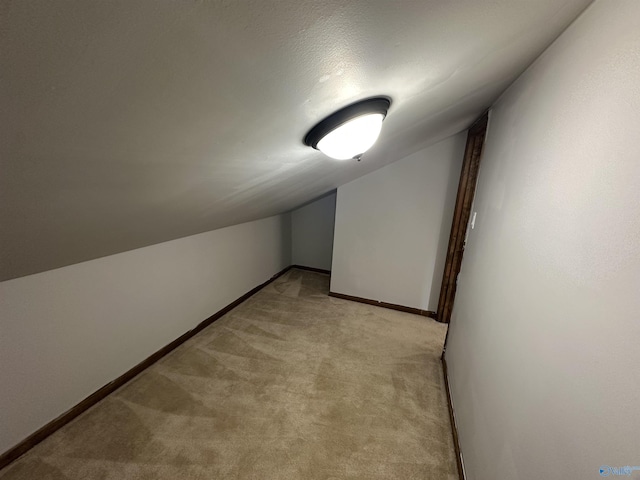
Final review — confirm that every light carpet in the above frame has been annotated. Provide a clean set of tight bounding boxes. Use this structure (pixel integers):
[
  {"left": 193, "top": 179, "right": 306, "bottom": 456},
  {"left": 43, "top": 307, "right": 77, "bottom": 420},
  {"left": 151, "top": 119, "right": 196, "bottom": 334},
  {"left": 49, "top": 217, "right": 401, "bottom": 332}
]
[{"left": 0, "top": 269, "right": 457, "bottom": 479}]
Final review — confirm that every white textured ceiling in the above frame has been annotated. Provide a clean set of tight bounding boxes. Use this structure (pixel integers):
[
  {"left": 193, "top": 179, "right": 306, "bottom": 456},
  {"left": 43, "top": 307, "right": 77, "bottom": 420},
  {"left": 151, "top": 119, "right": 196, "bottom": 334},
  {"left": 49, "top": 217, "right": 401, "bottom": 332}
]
[{"left": 0, "top": 0, "right": 592, "bottom": 280}]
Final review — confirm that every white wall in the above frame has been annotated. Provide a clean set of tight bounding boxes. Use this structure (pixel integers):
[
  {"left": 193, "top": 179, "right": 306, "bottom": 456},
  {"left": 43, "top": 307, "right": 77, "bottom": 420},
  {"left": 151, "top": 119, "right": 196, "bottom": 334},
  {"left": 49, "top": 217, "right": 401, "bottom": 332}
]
[
  {"left": 291, "top": 192, "right": 336, "bottom": 271},
  {"left": 330, "top": 133, "right": 465, "bottom": 311},
  {"left": 445, "top": 2, "right": 640, "bottom": 479},
  {"left": 0, "top": 215, "right": 290, "bottom": 454}
]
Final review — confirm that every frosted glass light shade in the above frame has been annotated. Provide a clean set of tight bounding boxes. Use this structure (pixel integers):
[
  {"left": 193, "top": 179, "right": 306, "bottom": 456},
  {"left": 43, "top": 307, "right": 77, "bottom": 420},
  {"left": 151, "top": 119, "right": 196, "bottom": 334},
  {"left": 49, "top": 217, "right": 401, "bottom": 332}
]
[
  {"left": 316, "top": 113, "right": 384, "bottom": 160},
  {"left": 304, "top": 97, "right": 391, "bottom": 161}
]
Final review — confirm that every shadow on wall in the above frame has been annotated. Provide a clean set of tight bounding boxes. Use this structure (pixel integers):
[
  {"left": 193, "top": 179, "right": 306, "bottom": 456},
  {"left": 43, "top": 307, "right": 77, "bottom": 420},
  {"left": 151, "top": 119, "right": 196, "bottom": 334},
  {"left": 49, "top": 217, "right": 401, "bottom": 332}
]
[
  {"left": 290, "top": 191, "right": 337, "bottom": 272},
  {"left": 281, "top": 213, "right": 293, "bottom": 266}
]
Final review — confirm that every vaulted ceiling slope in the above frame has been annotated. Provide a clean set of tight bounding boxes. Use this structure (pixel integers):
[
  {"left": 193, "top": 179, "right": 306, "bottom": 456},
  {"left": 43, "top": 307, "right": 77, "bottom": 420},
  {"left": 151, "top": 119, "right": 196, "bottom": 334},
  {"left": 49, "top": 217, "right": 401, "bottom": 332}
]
[{"left": 0, "top": 0, "right": 592, "bottom": 280}]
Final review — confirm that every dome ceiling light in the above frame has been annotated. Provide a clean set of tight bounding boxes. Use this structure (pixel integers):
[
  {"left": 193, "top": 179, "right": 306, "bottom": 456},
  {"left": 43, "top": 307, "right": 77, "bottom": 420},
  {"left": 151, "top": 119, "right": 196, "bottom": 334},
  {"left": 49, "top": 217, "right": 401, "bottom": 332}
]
[{"left": 304, "top": 97, "right": 391, "bottom": 161}]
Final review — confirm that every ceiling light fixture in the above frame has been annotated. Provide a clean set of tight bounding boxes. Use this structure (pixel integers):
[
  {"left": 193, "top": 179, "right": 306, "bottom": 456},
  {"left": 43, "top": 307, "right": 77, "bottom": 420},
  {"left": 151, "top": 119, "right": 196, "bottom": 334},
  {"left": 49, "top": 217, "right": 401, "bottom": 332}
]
[{"left": 304, "top": 97, "right": 391, "bottom": 160}]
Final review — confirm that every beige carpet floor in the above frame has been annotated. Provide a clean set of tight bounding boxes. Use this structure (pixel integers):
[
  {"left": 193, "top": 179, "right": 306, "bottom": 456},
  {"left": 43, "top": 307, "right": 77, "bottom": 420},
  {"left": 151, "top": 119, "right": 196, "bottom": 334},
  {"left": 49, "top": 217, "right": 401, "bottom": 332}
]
[{"left": 0, "top": 269, "right": 457, "bottom": 480}]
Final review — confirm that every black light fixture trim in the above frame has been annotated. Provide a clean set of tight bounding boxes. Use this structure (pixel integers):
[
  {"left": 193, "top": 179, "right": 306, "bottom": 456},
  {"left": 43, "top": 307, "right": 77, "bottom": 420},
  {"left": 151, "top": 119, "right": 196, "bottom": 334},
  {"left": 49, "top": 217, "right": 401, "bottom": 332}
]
[{"left": 303, "top": 96, "right": 392, "bottom": 149}]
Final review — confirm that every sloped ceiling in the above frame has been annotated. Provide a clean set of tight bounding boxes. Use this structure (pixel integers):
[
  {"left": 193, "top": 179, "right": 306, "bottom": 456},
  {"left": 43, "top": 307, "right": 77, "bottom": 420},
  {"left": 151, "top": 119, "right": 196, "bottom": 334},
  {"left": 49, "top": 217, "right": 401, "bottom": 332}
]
[{"left": 1, "top": 0, "right": 592, "bottom": 280}]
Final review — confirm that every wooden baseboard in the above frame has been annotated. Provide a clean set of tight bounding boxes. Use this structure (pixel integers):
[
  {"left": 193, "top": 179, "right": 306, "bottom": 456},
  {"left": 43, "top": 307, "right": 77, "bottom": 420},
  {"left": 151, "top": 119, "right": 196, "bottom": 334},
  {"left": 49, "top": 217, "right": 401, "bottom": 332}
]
[
  {"left": 290, "top": 264, "right": 331, "bottom": 275},
  {"left": 442, "top": 357, "right": 465, "bottom": 480},
  {"left": 328, "top": 291, "right": 437, "bottom": 318},
  {"left": 0, "top": 264, "right": 294, "bottom": 471}
]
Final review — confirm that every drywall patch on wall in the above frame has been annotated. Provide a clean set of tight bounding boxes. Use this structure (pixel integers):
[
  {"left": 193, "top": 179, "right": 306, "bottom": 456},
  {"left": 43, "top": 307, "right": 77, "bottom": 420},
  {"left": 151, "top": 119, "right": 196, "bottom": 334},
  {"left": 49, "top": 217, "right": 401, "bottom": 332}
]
[
  {"left": 330, "top": 133, "right": 465, "bottom": 311},
  {"left": 444, "top": 2, "right": 640, "bottom": 479},
  {"left": 291, "top": 192, "right": 337, "bottom": 271},
  {"left": 0, "top": 215, "right": 290, "bottom": 454}
]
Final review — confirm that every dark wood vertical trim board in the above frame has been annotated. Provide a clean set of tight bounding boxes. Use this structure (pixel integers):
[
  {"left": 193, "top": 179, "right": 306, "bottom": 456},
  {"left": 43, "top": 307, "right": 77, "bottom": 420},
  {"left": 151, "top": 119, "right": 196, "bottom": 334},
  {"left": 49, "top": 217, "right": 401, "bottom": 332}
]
[
  {"left": 436, "top": 113, "right": 489, "bottom": 325},
  {"left": 443, "top": 358, "right": 466, "bottom": 480},
  {"left": 328, "top": 291, "right": 437, "bottom": 318},
  {"left": 0, "top": 265, "right": 295, "bottom": 471}
]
